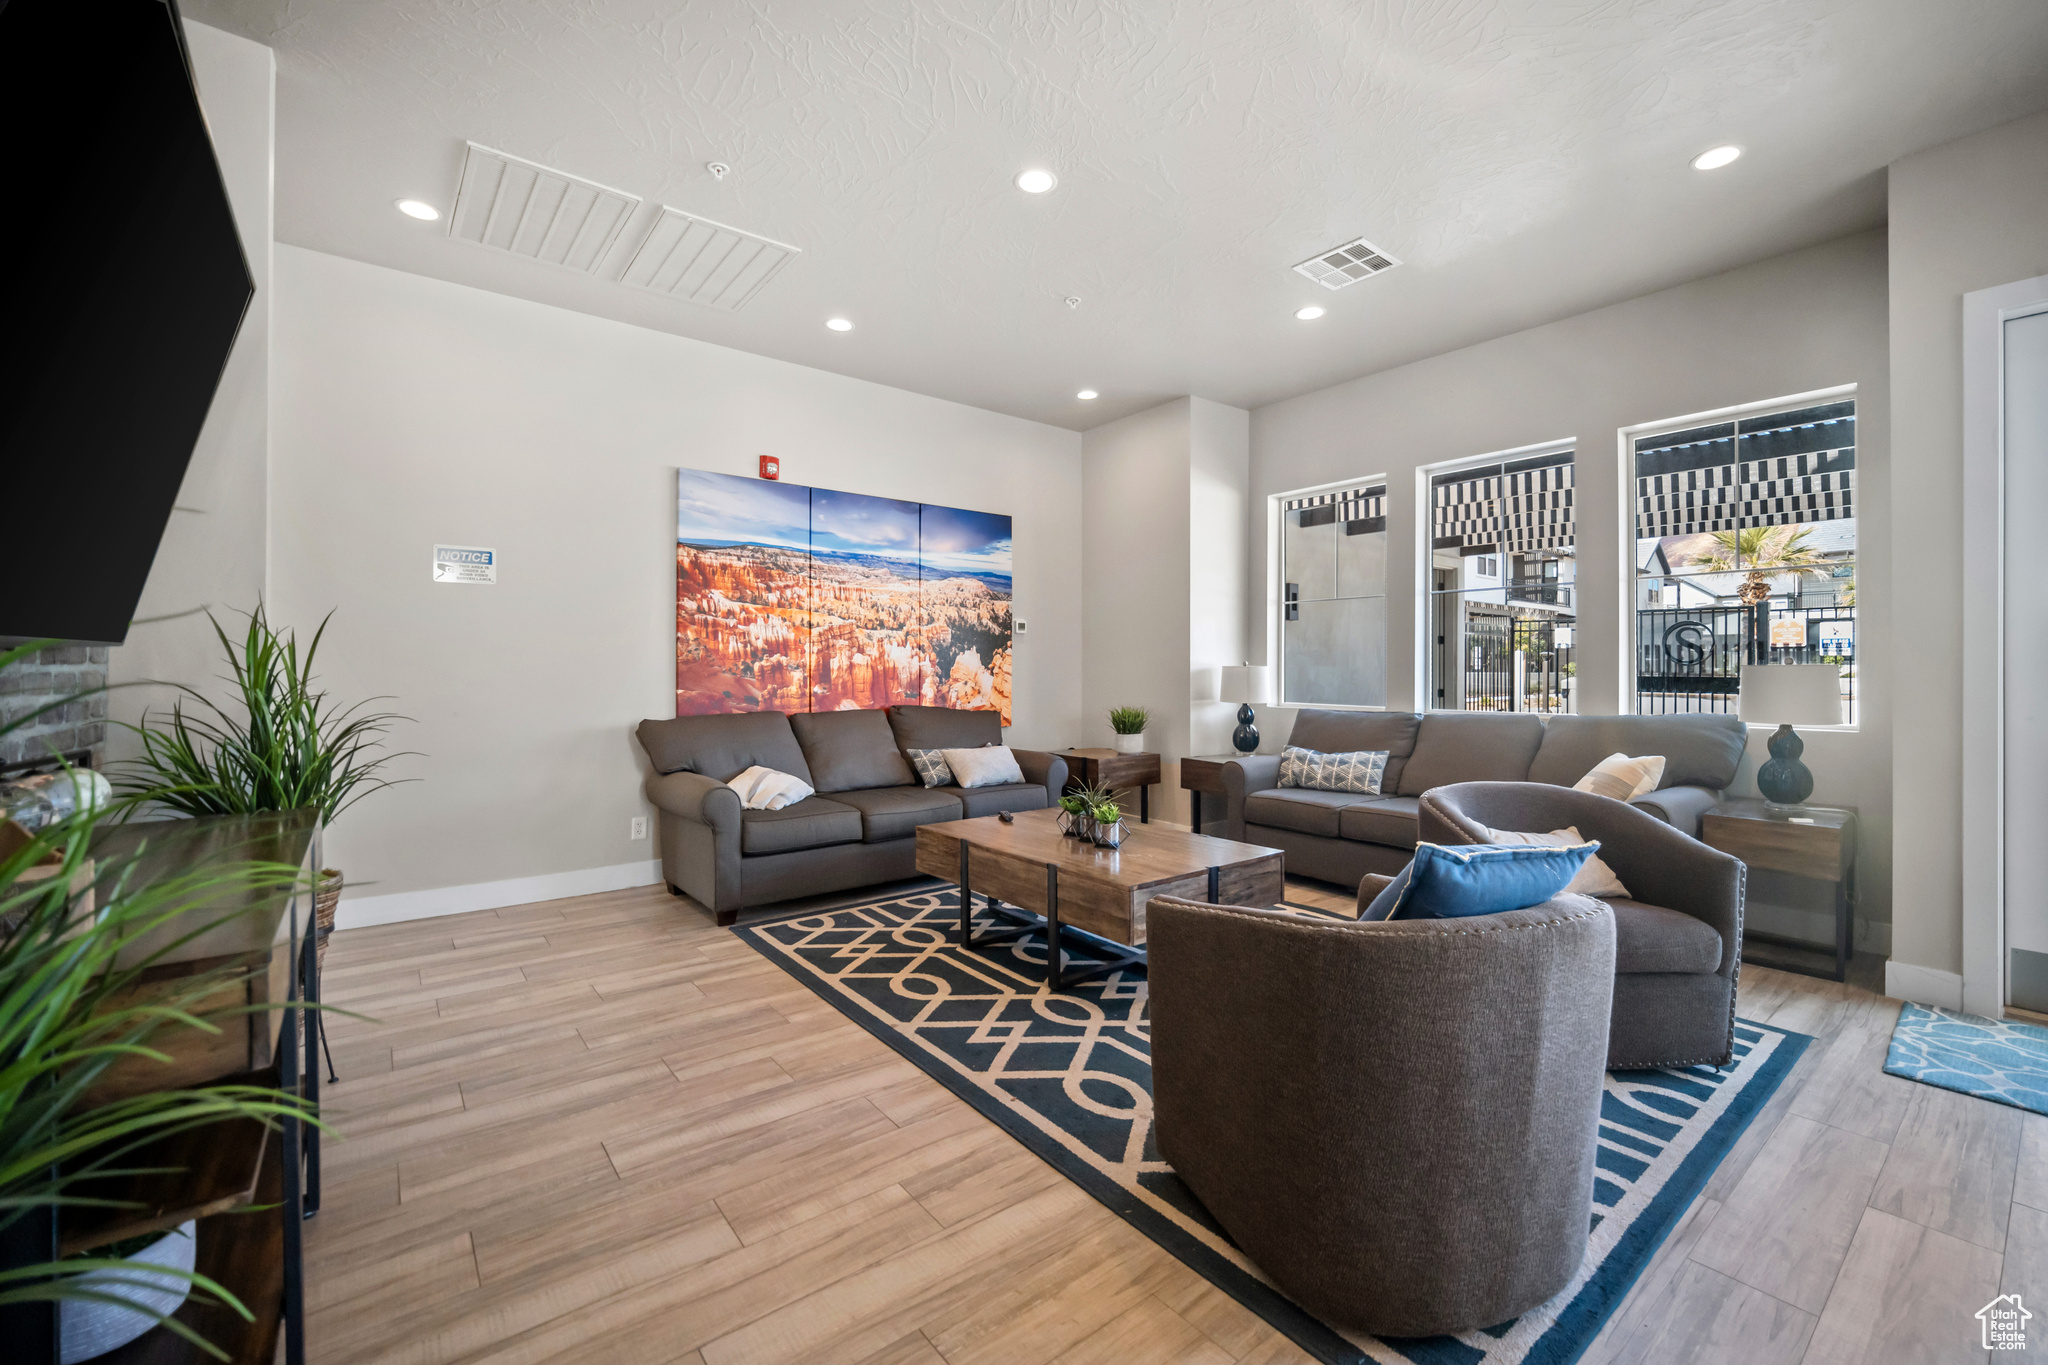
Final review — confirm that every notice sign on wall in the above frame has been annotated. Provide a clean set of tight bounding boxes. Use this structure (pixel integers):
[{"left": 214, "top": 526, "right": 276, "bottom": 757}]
[{"left": 433, "top": 545, "right": 497, "bottom": 584}]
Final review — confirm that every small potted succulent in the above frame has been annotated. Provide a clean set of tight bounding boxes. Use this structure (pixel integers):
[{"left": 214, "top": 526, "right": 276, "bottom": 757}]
[
  {"left": 1091, "top": 797, "right": 1127, "bottom": 849},
  {"left": 1056, "top": 790, "right": 1090, "bottom": 839},
  {"left": 1108, "top": 706, "right": 1150, "bottom": 755}
]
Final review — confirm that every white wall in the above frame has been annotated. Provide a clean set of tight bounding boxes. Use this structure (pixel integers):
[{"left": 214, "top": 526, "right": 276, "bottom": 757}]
[
  {"left": 1189, "top": 400, "right": 1251, "bottom": 773},
  {"left": 270, "top": 245, "right": 1083, "bottom": 924},
  {"left": 107, "top": 23, "right": 275, "bottom": 754},
  {"left": 1889, "top": 110, "right": 2048, "bottom": 990},
  {"left": 1249, "top": 230, "right": 1894, "bottom": 941}
]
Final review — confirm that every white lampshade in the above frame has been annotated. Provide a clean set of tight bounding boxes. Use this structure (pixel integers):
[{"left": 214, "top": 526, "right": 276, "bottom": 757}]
[
  {"left": 1219, "top": 664, "right": 1273, "bottom": 706},
  {"left": 1738, "top": 663, "right": 1841, "bottom": 727}
]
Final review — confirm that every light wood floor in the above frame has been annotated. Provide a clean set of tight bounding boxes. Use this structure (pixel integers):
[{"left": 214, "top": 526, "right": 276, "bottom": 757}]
[{"left": 309, "top": 879, "right": 2037, "bottom": 1365}]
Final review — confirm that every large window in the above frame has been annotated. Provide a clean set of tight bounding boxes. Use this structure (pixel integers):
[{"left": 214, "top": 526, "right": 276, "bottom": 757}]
[
  {"left": 1632, "top": 397, "right": 1855, "bottom": 723},
  {"left": 1425, "top": 448, "right": 1577, "bottom": 713},
  {"left": 1280, "top": 482, "right": 1388, "bottom": 706}
]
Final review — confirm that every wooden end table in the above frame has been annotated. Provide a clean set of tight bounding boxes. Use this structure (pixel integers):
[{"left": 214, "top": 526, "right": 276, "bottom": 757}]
[
  {"left": 914, "top": 808, "right": 1284, "bottom": 990},
  {"left": 1178, "top": 754, "right": 1247, "bottom": 834},
  {"left": 1060, "top": 748, "right": 1163, "bottom": 823},
  {"left": 1699, "top": 799, "right": 1857, "bottom": 982}
]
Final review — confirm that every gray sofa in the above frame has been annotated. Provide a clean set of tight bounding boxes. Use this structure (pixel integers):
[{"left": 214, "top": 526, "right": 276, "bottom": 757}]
[
  {"left": 1148, "top": 890, "right": 1616, "bottom": 1336},
  {"left": 1222, "top": 710, "right": 1747, "bottom": 887},
  {"left": 636, "top": 706, "right": 1067, "bottom": 925}
]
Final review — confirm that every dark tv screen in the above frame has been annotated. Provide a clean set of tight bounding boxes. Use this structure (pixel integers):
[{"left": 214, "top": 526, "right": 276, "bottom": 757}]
[{"left": 0, "top": 0, "right": 255, "bottom": 646}]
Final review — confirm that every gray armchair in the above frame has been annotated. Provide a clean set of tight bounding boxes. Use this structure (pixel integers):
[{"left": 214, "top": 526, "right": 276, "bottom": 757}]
[
  {"left": 1419, "top": 781, "right": 1745, "bottom": 1069},
  {"left": 1148, "top": 893, "right": 1615, "bottom": 1337}
]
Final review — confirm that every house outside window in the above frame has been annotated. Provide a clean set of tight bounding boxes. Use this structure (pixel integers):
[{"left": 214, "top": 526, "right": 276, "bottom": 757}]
[
  {"left": 1425, "top": 447, "right": 1577, "bottom": 713},
  {"left": 1631, "top": 396, "right": 1856, "bottom": 724},
  {"left": 1279, "top": 482, "right": 1388, "bottom": 707}
]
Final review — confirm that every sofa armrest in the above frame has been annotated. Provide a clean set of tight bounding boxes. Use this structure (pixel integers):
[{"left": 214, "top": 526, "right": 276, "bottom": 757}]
[
  {"left": 1012, "top": 749, "right": 1068, "bottom": 799},
  {"left": 1357, "top": 872, "right": 1396, "bottom": 917},
  {"left": 644, "top": 771, "right": 741, "bottom": 831},
  {"left": 1629, "top": 784, "right": 1720, "bottom": 838},
  {"left": 1221, "top": 754, "right": 1284, "bottom": 841}
]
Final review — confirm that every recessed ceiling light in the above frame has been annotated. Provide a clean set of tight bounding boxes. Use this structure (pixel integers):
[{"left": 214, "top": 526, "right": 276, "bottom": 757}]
[
  {"left": 1076, "top": 390, "right": 1098, "bottom": 401},
  {"left": 1691, "top": 145, "right": 1742, "bottom": 171},
  {"left": 395, "top": 199, "right": 441, "bottom": 220},
  {"left": 1295, "top": 305, "right": 1326, "bottom": 321},
  {"left": 825, "top": 317, "right": 854, "bottom": 332},
  {"left": 1015, "top": 168, "right": 1058, "bottom": 194}
]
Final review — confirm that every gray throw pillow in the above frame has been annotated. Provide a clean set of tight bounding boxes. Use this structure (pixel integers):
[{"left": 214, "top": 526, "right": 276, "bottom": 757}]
[
  {"left": 905, "top": 748, "right": 955, "bottom": 788},
  {"left": 1278, "top": 745, "right": 1388, "bottom": 795}
]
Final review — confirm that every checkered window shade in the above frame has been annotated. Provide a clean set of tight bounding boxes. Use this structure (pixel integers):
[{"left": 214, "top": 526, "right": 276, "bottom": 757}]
[
  {"left": 1285, "top": 484, "right": 1385, "bottom": 526},
  {"left": 1430, "top": 452, "right": 1574, "bottom": 555},
  {"left": 1633, "top": 401, "right": 1854, "bottom": 541}
]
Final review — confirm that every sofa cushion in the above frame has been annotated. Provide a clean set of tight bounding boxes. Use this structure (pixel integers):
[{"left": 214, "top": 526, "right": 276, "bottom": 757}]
[
  {"left": 939, "top": 782, "right": 1048, "bottom": 818},
  {"left": 1337, "top": 796, "right": 1421, "bottom": 849},
  {"left": 1528, "top": 713, "right": 1746, "bottom": 791},
  {"left": 830, "top": 786, "right": 965, "bottom": 842},
  {"left": 1287, "top": 710, "right": 1423, "bottom": 794},
  {"left": 1395, "top": 713, "right": 1546, "bottom": 796},
  {"left": 1382, "top": 841, "right": 1596, "bottom": 921},
  {"left": 637, "top": 712, "right": 813, "bottom": 785},
  {"left": 739, "top": 795, "right": 863, "bottom": 854},
  {"left": 887, "top": 704, "right": 1003, "bottom": 752},
  {"left": 1244, "top": 788, "right": 1365, "bottom": 838},
  {"left": 790, "top": 710, "right": 917, "bottom": 792},
  {"left": 1609, "top": 898, "right": 1724, "bottom": 975}
]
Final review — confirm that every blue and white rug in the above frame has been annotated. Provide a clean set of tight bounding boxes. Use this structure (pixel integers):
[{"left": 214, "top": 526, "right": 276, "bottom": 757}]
[
  {"left": 1885, "top": 1002, "right": 2048, "bottom": 1114},
  {"left": 736, "top": 885, "right": 1810, "bottom": 1365}
]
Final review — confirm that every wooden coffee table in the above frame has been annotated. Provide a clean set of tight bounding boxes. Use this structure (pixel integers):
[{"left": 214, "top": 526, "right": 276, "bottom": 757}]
[{"left": 914, "top": 807, "right": 1284, "bottom": 990}]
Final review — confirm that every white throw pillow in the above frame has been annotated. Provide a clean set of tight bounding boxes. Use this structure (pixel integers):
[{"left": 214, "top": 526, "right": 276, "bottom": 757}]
[
  {"left": 727, "top": 766, "right": 814, "bottom": 811},
  {"left": 940, "top": 745, "right": 1026, "bottom": 789},
  {"left": 1484, "top": 825, "right": 1631, "bottom": 899},
  {"left": 1573, "top": 752, "right": 1666, "bottom": 803}
]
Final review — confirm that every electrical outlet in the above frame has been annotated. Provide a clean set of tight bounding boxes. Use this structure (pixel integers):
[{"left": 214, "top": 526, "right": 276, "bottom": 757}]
[{"left": 630, "top": 816, "right": 647, "bottom": 840}]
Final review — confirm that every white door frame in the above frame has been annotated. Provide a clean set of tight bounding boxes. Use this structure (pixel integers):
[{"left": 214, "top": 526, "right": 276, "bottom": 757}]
[{"left": 1961, "top": 272, "right": 2048, "bottom": 1019}]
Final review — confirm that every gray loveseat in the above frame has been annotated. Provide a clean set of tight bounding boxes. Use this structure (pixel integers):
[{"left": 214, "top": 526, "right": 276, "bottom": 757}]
[
  {"left": 1223, "top": 710, "right": 1747, "bottom": 887},
  {"left": 637, "top": 706, "right": 1067, "bottom": 925}
]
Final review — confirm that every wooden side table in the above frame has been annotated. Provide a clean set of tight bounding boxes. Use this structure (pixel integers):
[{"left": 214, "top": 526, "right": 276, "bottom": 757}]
[
  {"left": 1179, "top": 754, "right": 1246, "bottom": 834},
  {"left": 1060, "top": 748, "right": 1163, "bottom": 823},
  {"left": 1699, "top": 799, "right": 1857, "bottom": 982}
]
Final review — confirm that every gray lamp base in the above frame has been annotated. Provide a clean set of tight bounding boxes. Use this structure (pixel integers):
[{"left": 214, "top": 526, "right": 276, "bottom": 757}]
[
  {"left": 1756, "top": 722, "right": 1815, "bottom": 808},
  {"left": 1232, "top": 703, "right": 1260, "bottom": 754}
]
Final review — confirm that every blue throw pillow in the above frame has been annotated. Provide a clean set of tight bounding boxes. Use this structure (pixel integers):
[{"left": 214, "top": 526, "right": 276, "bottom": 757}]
[{"left": 1365, "top": 841, "right": 1598, "bottom": 922}]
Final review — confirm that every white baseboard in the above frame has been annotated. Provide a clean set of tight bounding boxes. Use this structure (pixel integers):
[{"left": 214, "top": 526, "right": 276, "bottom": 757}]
[
  {"left": 1884, "top": 960, "right": 1965, "bottom": 1010},
  {"left": 1745, "top": 902, "right": 1892, "bottom": 957},
  {"left": 335, "top": 859, "right": 663, "bottom": 930}
]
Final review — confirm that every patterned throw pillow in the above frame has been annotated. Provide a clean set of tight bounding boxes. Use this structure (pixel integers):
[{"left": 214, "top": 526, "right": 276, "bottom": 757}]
[
  {"left": 906, "top": 748, "right": 955, "bottom": 788},
  {"left": 1278, "top": 745, "right": 1388, "bottom": 795}
]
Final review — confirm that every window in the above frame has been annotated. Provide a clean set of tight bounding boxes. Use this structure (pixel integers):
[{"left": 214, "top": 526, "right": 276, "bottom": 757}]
[
  {"left": 1425, "top": 448, "right": 1576, "bottom": 713},
  {"left": 1631, "top": 397, "right": 1855, "bottom": 724},
  {"left": 1279, "top": 483, "right": 1388, "bottom": 706}
]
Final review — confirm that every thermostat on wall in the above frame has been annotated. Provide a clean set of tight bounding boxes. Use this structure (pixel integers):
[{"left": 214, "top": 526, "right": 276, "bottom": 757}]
[{"left": 433, "top": 545, "right": 497, "bottom": 584}]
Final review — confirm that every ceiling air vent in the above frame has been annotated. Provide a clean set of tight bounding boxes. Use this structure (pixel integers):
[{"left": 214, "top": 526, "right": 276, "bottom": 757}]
[
  {"left": 1293, "top": 237, "right": 1401, "bottom": 291},
  {"left": 617, "top": 206, "right": 800, "bottom": 312},
  {"left": 448, "top": 143, "right": 639, "bottom": 274}
]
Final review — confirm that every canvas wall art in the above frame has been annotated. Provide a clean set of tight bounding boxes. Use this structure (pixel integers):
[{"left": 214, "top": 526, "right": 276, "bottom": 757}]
[{"left": 675, "top": 468, "right": 1012, "bottom": 722}]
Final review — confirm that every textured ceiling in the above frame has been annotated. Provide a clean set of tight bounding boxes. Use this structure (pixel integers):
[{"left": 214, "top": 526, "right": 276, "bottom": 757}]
[{"left": 187, "top": 0, "right": 2048, "bottom": 430}]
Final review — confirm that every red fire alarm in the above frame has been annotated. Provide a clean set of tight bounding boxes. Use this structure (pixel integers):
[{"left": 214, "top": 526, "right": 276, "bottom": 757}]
[{"left": 758, "top": 455, "right": 780, "bottom": 481}]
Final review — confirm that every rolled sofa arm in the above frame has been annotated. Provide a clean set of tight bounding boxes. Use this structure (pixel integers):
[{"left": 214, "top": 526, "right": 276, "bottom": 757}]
[
  {"left": 1357, "top": 872, "right": 1395, "bottom": 917},
  {"left": 1221, "top": 754, "right": 1284, "bottom": 840},
  {"left": 1629, "top": 784, "right": 1720, "bottom": 838},
  {"left": 1012, "top": 749, "right": 1069, "bottom": 800},
  {"left": 643, "top": 770, "right": 743, "bottom": 919},
  {"left": 644, "top": 770, "right": 741, "bottom": 829}
]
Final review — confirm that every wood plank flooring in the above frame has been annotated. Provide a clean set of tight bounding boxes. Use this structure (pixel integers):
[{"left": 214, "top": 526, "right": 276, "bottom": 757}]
[{"left": 308, "top": 879, "right": 2035, "bottom": 1364}]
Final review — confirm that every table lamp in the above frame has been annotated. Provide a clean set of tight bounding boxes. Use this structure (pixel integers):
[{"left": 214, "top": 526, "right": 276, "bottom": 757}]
[
  {"left": 1218, "top": 664, "right": 1273, "bottom": 755},
  {"left": 1738, "top": 663, "right": 1841, "bottom": 807}
]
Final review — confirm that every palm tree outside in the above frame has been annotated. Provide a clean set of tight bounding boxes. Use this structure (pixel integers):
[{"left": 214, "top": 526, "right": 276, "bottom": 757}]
[{"left": 1684, "top": 526, "right": 1831, "bottom": 605}]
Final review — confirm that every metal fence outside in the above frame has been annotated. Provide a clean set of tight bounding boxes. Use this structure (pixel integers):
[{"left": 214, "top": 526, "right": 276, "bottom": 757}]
[
  {"left": 1636, "top": 603, "right": 1855, "bottom": 719},
  {"left": 1459, "top": 614, "right": 1576, "bottom": 714}
]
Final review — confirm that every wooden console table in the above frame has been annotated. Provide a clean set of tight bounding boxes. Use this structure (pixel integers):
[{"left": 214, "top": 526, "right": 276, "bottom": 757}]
[
  {"left": 1059, "top": 749, "right": 1162, "bottom": 823},
  {"left": 1699, "top": 799, "right": 1856, "bottom": 982}
]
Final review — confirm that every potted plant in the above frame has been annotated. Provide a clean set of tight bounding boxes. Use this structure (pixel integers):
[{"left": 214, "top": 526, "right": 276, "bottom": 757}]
[
  {"left": 112, "top": 606, "right": 413, "bottom": 967},
  {"left": 1055, "top": 791, "right": 1090, "bottom": 839},
  {"left": 1090, "top": 797, "right": 1126, "bottom": 849},
  {"left": 1108, "top": 707, "right": 1150, "bottom": 755}
]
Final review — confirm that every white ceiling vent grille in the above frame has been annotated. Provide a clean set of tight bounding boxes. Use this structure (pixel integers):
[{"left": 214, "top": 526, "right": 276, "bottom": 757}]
[
  {"left": 1293, "top": 237, "right": 1401, "bottom": 290},
  {"left": 448, "top": 143, "right": 639, "bottom": 274},
  {"left": 617, "top": 207, "right": 800, "bottom": 312}
]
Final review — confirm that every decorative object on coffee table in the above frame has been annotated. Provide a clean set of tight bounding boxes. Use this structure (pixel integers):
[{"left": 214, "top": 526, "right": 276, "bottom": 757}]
[
  {"left": 1701, "top": 798, "right": 1857, "bottom": 981},
  {"left": 1738, "top": 662, "right": 1841, "bottom": 807},
  {"left": 1061, "top": 748, "right": 1163, "bottom": 824},
  {"left": 1108, "top": 706, "right": 1150, "bottom": 755},
  {"left": 1219, "top": 663, "right": 1272, "bottom": 754}
]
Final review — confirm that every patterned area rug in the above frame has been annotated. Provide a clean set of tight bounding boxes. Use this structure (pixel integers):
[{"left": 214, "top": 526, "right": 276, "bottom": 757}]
[
  {"left": 735, "top": 884, "right": 1811, "bottom": 1365},
  {"left": 1885, "top": 1002, "right": 2048, "bottom": 1114}
]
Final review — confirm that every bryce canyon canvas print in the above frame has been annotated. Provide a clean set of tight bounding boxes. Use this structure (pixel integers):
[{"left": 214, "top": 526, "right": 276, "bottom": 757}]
[{"left": 675, "top": 468, "right": 1012, "bottom": 722}]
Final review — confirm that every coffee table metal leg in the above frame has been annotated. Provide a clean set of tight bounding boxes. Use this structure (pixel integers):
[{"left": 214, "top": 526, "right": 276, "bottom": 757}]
[
  {"left": 1045, "top": 864, "right": 1062, "bottom": 991},
  {"left": 1140, "top": 785, "right": 1149, "bottom": 824},
  {"left": 1189, "top": 790, "right": 1202, "bottom": 835},
  {"left": 958, "top": 843, "right": 973, "bottom": 947}
]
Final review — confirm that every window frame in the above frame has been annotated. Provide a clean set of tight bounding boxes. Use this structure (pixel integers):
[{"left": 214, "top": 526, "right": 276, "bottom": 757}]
[{"left": 1269, "top": 473, "right": 1392, "bottom": 712}]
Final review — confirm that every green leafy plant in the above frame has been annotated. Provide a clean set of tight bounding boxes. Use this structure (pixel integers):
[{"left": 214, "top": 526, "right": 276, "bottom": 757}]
[
  {"left": 1090, "top": 801, "right": 1122, "bottom": 824},
  {"left": 113, "top": 605, "right": 414, "bottom": 824},
  {"left": 1057, "top": 792, "right": 1088, "bottom": 815},
  {"left": 1107, "top": 706, "right": 1151, "bottom": 736}
]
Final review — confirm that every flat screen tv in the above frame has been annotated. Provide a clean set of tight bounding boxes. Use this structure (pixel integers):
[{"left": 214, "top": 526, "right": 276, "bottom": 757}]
[{"left": 0, "top": 0, "right": 255, "bottom": 646}]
